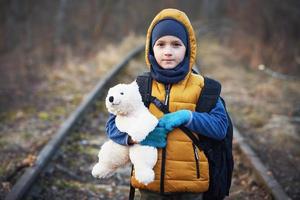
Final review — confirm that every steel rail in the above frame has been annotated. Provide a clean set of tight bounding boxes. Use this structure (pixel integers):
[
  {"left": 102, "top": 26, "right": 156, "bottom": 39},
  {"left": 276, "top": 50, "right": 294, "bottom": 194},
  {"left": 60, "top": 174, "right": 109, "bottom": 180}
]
[{"left": 233, "top": 127, "right": 291, "bottom": 200}]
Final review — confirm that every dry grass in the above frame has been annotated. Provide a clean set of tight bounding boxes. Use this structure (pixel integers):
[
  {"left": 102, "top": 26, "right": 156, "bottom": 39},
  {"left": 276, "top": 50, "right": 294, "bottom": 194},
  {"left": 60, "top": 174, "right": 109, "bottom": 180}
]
[{"left": 47, "top": 33, "right": 144, "bottom": 99}]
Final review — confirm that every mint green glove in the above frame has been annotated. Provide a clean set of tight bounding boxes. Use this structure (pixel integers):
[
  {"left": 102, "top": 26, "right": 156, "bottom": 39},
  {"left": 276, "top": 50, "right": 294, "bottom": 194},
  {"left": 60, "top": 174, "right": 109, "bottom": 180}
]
[
  {"left": 140, "top": 126, "right": 169, "bottom": 148},
  {"left": 158, "top": 110, "right": 192, "bottom": 131}
]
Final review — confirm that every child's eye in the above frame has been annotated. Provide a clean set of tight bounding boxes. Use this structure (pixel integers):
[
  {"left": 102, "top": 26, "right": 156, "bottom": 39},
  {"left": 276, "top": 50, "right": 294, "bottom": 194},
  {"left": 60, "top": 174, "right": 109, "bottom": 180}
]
[
  {"left": 120, "top": 92, "right": 124, "bottom": 95},
  {"left": 156, "top": 42, "right": 165, "bottom": 47},
  {"left": 173, "top": 42, "right": 182, "bottom": 47}
]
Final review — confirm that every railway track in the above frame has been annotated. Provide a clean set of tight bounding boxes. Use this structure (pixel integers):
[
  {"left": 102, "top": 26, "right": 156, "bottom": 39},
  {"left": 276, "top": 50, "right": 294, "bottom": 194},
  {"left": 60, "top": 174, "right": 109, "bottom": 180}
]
[{"left": 4, "top": 44, "right": 290, "bottom": 200}]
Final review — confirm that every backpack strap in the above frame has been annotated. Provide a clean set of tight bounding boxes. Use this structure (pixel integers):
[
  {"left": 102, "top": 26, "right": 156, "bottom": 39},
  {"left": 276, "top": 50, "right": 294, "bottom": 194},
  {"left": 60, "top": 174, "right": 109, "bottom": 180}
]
[
  {"left": 196, "top": 77, "right": 221, "bottom": 113},
  {"left": 195, "top": 77, "right": 222, "bottom": 155},
  {"left": 136, "top": 72, "right": 152, "bottom": 108}
]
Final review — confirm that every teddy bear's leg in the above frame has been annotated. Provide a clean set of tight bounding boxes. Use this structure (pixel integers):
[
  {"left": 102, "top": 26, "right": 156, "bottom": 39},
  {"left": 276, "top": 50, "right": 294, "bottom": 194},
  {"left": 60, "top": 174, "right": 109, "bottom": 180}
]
[
  {"left": 92, "top": 140, "right": 129, "bottom": 178},
  {"left": 129, "top": 144, "right": 157, "bottom": 184}
]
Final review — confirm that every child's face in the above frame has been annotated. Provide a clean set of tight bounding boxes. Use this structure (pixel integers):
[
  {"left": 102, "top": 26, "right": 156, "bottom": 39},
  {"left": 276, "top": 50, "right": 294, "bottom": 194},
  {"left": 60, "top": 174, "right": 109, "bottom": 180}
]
[{"left": 153, "top": 35, "right": 186, "bottom": 69}]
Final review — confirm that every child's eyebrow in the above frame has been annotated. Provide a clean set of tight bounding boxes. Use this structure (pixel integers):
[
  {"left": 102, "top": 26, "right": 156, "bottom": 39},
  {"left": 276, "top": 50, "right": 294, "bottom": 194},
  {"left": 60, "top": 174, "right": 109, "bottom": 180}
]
[
  {"left": 155, "top": 40, "right": 166, "bottom": 45},
  {"left": 171, "top": 40, "right": 183, "bottom": 44}
]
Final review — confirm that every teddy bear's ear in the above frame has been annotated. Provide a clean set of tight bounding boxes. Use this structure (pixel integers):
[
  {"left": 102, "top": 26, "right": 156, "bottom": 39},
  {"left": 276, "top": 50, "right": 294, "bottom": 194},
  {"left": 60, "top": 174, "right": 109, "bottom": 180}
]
[{"left": 129, "top": 80, "right": 139, "bottom": 90}]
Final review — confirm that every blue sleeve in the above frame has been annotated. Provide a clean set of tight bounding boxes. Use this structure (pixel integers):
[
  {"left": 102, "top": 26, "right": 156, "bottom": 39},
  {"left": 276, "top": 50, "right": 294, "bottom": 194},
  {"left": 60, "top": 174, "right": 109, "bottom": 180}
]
[
  {"left": 185, "top": 98, "right": 228, "bottom": 140},
  {"left": 105, "top": 113, "right": 130, "bottom": 146}
]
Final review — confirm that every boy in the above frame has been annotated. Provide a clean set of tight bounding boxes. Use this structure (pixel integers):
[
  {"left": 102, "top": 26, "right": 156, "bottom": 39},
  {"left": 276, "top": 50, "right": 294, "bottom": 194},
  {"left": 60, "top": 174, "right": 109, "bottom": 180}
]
[{"left": 106, "top": 8, "right": 228, "bottom": 199}]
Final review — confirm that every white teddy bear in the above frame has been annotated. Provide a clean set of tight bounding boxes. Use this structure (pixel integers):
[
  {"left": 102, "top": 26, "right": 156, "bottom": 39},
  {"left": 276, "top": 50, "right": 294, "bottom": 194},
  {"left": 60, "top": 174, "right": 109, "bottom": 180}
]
[{"left": 91, "top": 81, "right": 158, "bottom": 184}]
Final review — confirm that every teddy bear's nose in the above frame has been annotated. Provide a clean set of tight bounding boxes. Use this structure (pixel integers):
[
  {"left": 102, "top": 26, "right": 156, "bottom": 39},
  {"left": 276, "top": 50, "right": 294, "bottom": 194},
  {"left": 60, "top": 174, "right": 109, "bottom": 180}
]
[{"left": 108, "top": 96, "right": 114, "bottom": 103}]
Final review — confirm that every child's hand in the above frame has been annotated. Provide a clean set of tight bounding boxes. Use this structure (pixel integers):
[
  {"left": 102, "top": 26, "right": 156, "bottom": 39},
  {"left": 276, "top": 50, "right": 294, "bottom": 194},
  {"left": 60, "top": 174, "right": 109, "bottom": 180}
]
[
  {"left": 158, "top": 110, "right": 192, "bottom": 131},
  {"left": 140, "top": 126, "right": 169, "bottom": 148}
]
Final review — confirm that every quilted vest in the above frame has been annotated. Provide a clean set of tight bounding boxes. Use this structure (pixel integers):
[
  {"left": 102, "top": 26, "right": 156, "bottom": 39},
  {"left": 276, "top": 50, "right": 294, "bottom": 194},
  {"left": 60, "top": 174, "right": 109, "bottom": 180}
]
[{"left": 130, "top": 73, "right": 210, "bottom": 193}]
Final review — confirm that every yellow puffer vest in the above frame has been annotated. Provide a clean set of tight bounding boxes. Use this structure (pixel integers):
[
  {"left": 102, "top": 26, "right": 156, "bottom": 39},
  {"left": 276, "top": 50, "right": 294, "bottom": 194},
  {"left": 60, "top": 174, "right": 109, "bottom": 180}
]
[
  {"left": 131, "top": 73, "right": 210, "bottom": 193},
  {"left": 131, "top": 8, "right": 210, "bottom": 193}
]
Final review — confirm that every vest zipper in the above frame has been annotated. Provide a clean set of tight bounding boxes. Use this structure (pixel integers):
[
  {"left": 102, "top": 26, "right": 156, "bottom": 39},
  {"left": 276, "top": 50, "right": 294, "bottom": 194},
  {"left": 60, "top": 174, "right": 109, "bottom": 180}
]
[
  {"left": 160, "top": 84, "right": 171, "bottom": 194},
  {"left": 164, "top": 84, "right": 170, "bottom": 105},
  {"left": 193, "top": 144, "right": 200, "bottom": 178}
]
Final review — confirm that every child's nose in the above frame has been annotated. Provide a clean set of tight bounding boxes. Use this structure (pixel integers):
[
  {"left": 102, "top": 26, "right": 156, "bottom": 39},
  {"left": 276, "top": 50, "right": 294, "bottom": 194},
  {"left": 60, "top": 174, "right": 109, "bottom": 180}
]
[{"left": 164, "top": 47, "right": 173, "bottom": 56}]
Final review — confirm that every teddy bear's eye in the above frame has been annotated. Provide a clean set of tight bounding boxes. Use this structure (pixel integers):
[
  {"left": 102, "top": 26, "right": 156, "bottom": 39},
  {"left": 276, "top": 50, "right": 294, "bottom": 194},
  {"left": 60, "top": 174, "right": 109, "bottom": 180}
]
[{"left": 120, "top": 92, "right": 124, "bottom": 95}]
